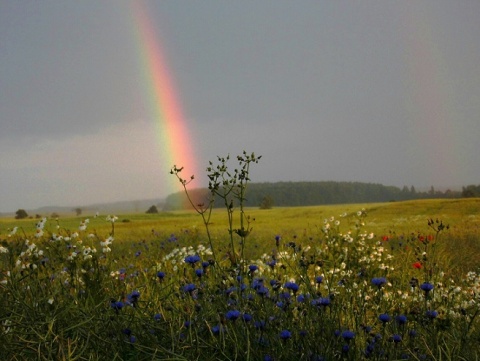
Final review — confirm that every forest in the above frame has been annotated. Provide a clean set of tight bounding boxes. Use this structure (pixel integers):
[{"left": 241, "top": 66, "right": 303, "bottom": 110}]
[{"left": 162, "top": 181, "right": 475, "bottom": 210}]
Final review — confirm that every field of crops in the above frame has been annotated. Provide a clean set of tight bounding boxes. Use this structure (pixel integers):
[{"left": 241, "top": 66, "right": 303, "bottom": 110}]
[{"left": 1, "top": 198, "right": 480, "bottom": 360}]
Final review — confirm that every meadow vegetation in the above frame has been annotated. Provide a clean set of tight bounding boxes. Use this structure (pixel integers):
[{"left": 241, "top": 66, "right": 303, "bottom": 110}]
[{"left": 1, "top": 153, "right": 480, "bottom": 360}]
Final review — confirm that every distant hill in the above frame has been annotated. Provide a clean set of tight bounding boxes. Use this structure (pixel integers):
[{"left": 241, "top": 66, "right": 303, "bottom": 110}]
[{"left": 163, "top": 181, "right": 462, "bottom": 210}]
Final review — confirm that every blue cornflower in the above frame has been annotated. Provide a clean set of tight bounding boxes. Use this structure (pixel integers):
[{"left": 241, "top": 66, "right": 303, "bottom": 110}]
[
  {"left": 225, "top": 309, "right": 241, "bottom": 321},
  {"left": 242, "top": 313, "right": 253, "bottom": 322},
  {"left": 212, "top": 325, "right": 222, "bottom": 335},
  {"left": 297, "top": 294, "right": 306, "bottom": 303},
  {"left": 315, "top": 276, "right": 324, "bottom": 284},
  {"left": 157, "top": 271, "right": 165, "bottom": 280},
  {"left": 341, "top": 330, "right": 355, "bottom": 341},
  {"left": 396, "top": 315, "right": 408, "bottom": 325},
  {"left": 249, "top": 264, "right": 259, "bottom": 273},
  {"left": 182, "top": 283, "right": 196, "bottom": 293},
  {"left": 391, "top": 334, "right": 402, "bottom": 343},
  {"left": 299, "top": 330, "right": 308, "bottom": 337},
  {"left": 420, "top": 282, "right": 434, "bottom": 293},
  {"left": 363, "top": 325, "right": 373, "bottom": 333},
  {"left": 195, "top": 269, "right": 204, "bottom": 277},
  {"left": 371, "top": 277, "right": 387, "bottom": 288},
  {"left": 342, "top": 344, "right": 350, "bottom": 353},
  {"left": 256, "top": 286, "right": 269, "bottom": 297},
  {"left": 379, "top": 313, "right": 392, "bottom": 323},
  {"left": 279, "top": 329, "right": 292, "bottom": 340},
  {"left": 251, "top": 278, "right": 264, "bottom": 290},
  {"left": 154, "top": 313, "right": 162, "bottom": 321},
  {"left": 270, "top": 279, "right": 281, "bottom": 289},
  {"left": 122, "top": 328, "right": 132, "bottom": 335},
  {"left": 426, "top": 310, "right": 438, "bottom": 319},
  {"left": 202, "top": 261, "right": 210, "bottom": 268},
  {"left": 185, "top": 254, "right": 201, "bottom": 265},
  {"left": 409, "top": 329, "right": 417, "bottom": 338},
  {"left": 126, "top": 290, "right": 140, "bottom": 306},
  {"left": 110, "top": 301, "right": 124, "bottom": 311},
  {"left": 135, "top": 251, "right": 141, "bottom": 257},
  {"left": 266, "top": 259, "right": 276, "bottom": 268},
  {"left": 319, "top": 297, "right": 331, "bottom": 306},
  {"left": 284, "top": 281, "right": 299, "bottom": 293},
  {"left": 129, "top": 335, "right": 136, "bottom": 343}
]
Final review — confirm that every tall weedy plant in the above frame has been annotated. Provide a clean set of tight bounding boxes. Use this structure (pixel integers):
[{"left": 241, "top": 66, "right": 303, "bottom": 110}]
[{"left": 171, "top": 151, "right": 261, "bottom": 270}]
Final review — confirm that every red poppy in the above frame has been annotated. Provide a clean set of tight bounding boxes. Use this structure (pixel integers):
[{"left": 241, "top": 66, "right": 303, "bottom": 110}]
[
  {"left": 381, "top": 235, "right": 389, "bottom": 242},
  {"left": 413, "top": 262, "right": 422, "bottom": 269}
]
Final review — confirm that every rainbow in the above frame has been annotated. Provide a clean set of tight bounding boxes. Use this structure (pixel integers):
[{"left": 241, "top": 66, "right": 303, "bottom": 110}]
[
  {"left": 131, "top": 1, "right": 199, "bottom": 201},
  {"left": 401, "top": 4, "right": 461, "bottom": 186}
]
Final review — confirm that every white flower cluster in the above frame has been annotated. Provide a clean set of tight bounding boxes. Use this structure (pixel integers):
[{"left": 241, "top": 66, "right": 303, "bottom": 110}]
[
  {"left": 160, "top": 244, "right": 213, "bottom": 272},
  {"left": 35, "top": 217, "right": 47, "bottom": 238},
  {"left": 15, "top": 239, "right": 44, "bottom": 270},
  {"left": 100, "top": 236, "right": 114, "bottom": 253}
]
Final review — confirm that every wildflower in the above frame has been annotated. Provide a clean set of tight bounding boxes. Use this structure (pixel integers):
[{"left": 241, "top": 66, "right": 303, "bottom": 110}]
[
  {"left": 426, "top": 310, "right": 438, "bottom": 319},
  {"left": 266, "top": 259, "right": 276, "bottom": 268},
  {"left": 420, "top": 282, "right": 434, "bottom": 294},
  {"left": 154, "top": 313, "right": 162, "bottom": 321},
  {"left": 126, "top": 290, "right": 140, "bottom": 306},
  {"left": 391, "top": 334, "right": 402, "bottom": 343},
  {"left": 379, "top": 313, "right": 392, "bottom": 323},
  {"left": 106, "top": 215, "right": 118, "bottom": 223},
  {"left": 111, "top": 301, "right": 124, "bottom": 311},
  {"left": 297, "top": 294, "right": 306, "bottom": 303},
  {"left": 242, "top": 313, "right": 253, "bottom": 322},
  {"left": 157, "top": 271, "right": 165, "bottom": 280},
  {"left": 342, "top": 344, "right": 350, "bottom": 353},
  {"left": 9, "top": 227, "right": 18, "bottom": 237},
  {"left": 0, "top": 246, "right": 8, "bottom": 253},
  {"left": 182, "top": 283, "right": 196, "bottom": 293},
  {"left": 413, "top": 262, "right": 422, "bottom": 269},
  {"left": 195, "top": 269, "right": 204, "bottom": 277},
  {"left": 284, "top": 281, "right": 299, "bottom": 293},
  {"left": 256, "top": 286, "right": 269, "bottom": 297},
  {"left": 279, "top": 330, "right": 292, "bottom": 340},
  {"left": 226, "top": 310, "right": 241, "bottom": 321},
  {"left": 395, "top": 315, "right": 408, "bottom": 325},
  {"left": 341, "top": 330, "right": 355, "bottom": 341},
  {"left": 371, "top": 277, "right": 387, "bottom": 288},
  {"left": 315, "top": 276, "right": 324, "bottom": 284},
  {"left": 184, "top": 254, "right": 201, "bottom": 265},
  {"left": 211, "top": 325, "right": 223, "bottom": 335},
  {"left": 249, "top": 264, "right": 259, "bottom": 273},
  {"left": 275, "top": 235, "right": 281, "bottom": 247}
]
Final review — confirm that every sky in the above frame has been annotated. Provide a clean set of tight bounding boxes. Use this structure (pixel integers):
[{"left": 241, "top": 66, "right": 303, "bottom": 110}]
[{"left": 1, "top": 1, "right": 480, "bottom": 213}]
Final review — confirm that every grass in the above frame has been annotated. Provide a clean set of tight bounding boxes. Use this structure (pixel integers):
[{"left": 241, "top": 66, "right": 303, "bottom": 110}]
[{"left": 1, "top": 198, "right": 480, "bottom": 360}]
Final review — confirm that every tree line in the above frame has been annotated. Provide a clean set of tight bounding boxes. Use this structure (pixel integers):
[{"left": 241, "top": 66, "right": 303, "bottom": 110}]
[{"left": 163, "top": 181, "right": 475, "bottom": 211}]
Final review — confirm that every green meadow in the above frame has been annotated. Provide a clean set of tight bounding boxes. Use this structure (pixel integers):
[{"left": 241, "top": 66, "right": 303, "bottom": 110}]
[{"left": 1, "top": 197, "right": 480, "bottom": 360}]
